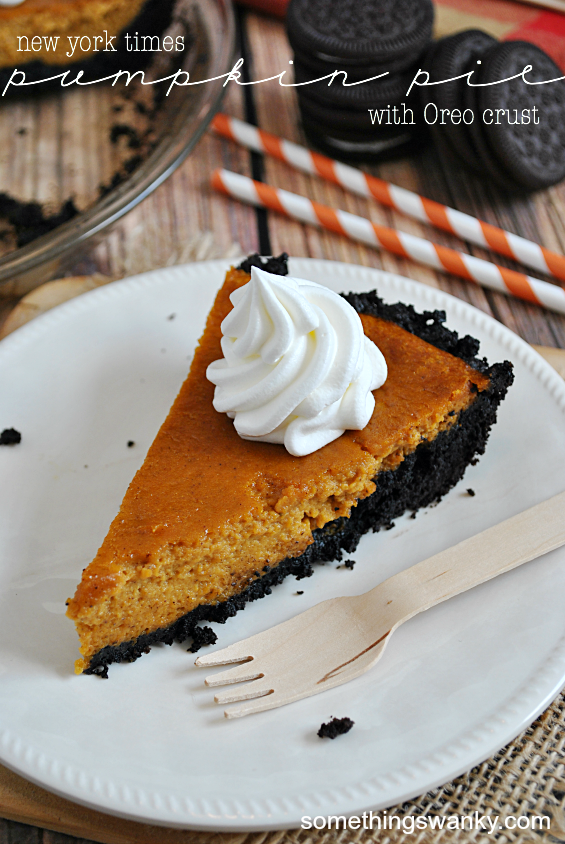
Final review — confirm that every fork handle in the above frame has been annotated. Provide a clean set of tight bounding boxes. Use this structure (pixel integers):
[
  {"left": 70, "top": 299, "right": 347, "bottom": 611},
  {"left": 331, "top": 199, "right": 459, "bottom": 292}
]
[{"left": 361, "top": 490, "right": 565, "bottom": 625}]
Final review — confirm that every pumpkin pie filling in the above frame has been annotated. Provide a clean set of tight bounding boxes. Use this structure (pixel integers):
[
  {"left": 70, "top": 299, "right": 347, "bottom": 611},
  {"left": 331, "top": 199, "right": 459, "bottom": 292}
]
[
  {"left": 0, "top": 0, "right": 148, "bottom": 69},
  {"left": 0, "top": 0, "right": 177, "bottom": 92},
  {"left": 66, "top": 262, "right": 513, "bottom": 676}
]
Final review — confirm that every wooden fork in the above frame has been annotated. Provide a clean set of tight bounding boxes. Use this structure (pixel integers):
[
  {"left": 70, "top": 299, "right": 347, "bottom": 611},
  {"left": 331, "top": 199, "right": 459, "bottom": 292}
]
[{"left": 196, "top": 491, "right": 565, "bottom": 718}]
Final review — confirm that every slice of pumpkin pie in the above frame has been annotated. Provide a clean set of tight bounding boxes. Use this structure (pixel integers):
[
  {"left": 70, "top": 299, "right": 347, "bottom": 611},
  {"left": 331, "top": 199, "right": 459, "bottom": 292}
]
[{"left": 66, "top": 255, "right": 513, "bottom": 676}]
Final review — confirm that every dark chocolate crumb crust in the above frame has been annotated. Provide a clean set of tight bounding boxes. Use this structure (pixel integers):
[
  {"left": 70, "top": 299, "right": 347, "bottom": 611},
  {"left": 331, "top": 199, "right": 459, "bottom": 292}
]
[
  {"left": 237, "top": 252, "right": 289, "bottom": 276},
  {"left": 187, "top": 626, "right": 217, "bottom": 654},
  {"left": 318, "top": 717, "right": 355, "bottom": 739},
  {"left": 83, "top": 280, "right": 513, "bottom": 677}
]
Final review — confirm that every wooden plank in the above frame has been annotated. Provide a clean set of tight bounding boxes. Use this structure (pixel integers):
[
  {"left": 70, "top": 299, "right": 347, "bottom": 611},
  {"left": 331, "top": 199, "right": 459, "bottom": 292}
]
[
  {"left": 0, "top": 763, "right": 252, "bottom": 844},
  {"left": 88, "top": 84, "right": 255, "bottom": 279},
  {"left": 533, "top": 344, "right": 565, "bottom": 379}
]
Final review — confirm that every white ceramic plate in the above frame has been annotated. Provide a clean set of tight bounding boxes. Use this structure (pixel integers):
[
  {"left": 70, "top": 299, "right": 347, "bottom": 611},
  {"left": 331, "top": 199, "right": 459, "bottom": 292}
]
[{"left": 0, "top": 258, "right": 564, "bottom": 831}]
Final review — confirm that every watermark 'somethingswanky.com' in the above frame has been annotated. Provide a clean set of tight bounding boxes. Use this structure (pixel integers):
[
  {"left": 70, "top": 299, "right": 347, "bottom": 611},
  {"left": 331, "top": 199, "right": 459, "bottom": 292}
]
[{"left": 301, "top": 811, "right": 551, "bottom": 835}]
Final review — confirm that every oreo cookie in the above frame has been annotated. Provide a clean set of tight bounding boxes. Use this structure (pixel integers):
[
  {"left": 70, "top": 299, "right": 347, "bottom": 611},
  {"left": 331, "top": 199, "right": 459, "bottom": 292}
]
[
  {"left": 301, "top": 117, "right": 422, "bottom": 163},
  {"left": 473, "top": 41, "right": 565, "bottom": 191},
  {"left": 294, "top": 59, "right": 412, "bottom": 111},
  {"left": 462, "top": 56, "right": 521, "bottom": 191},
  {"left": 419, "top": 35, "right": 565, "bottom": 191},
  {"left": 287, "top": 0, "right": 433, "bottom": 163},
  {"left": 286, "top": 0, "right": 433, "bottom": 68},
  {"left": 293, "top": 46, "right": 418, "bottom": 80},
  {"left": 297, "top": 93, "right": 417, "bottom": 135},
  {"left": 421, "top": 30, "right": 497, "bottom": 174}
]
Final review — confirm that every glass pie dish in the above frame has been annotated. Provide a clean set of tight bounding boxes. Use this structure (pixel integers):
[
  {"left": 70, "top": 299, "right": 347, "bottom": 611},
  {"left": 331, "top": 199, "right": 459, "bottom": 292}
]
[{"left": 0, "top": 0, "right": 235, "bottom": 295}]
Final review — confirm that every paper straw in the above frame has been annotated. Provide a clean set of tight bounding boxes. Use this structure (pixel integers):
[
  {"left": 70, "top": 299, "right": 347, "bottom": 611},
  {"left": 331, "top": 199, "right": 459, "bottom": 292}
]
[
  {"left": 212, "top": 168, "right": 565, "bottom": 315},
  {"left": 212, "top": 113, "right": 565, "bottom": 288}
]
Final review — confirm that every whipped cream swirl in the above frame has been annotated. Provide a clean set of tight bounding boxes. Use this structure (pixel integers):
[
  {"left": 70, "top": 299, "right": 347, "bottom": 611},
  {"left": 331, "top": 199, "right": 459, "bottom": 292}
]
[
  {"left": 206, "top": 266, "right": 387, "bottom": 456},
  {"left": 0, "top": 1, "right": 25, "bottom": 6}
]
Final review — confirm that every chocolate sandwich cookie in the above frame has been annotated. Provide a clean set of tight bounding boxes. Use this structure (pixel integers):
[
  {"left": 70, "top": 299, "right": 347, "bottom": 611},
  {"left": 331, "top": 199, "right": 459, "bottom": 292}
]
[
  {"left": 471, "top": 41, "right": 565, "bottom": 191},
  {"left": 293, "top": 47, "right": 419, "bottom": 80},
  {"left": 462, "top": 56, "right": 521, "bottom": 192},
  {"left": 294, "top": 59, "right": 412, "bottom": 111},
  {"left": 301, "top": 116, "right": 422, "bottom": 163},
  {"left": 286, "top": 0, "right": 434, "bottom": 68},
  {"left": 416, "top": 39, "right": 461, "bottom": 168},
  {"left": 422, "top": 30, "right": 497, "bottom": 174},
  {"left": 297, "top": 92, "right": 417, "bottom": 135}
]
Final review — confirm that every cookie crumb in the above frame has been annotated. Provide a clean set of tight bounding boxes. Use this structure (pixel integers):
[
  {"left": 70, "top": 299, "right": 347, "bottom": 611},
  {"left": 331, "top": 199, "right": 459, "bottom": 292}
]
[
  {"left": 318, "top": 717, "right": 354, "bottom": 739},
  {"left": 344, "top": 559, "right": 356, "bottom": 570},
  {"left": 0, "top": 428, "right": 21, "bottom": 445},
  {"left": 296, "top": 590, "right": 304, "bottom": 595},
  {"left": 167, "top": 313, "right": 176, "bottom": 320},
  {"left": 188, "top": 626, "right": 217, "bottom": 653},
  {"left": 110, "top": 123, "right": 141, "bottom": 149},
  {"left": 410, "top": 511, "right": 417, "bottom": 519},
  {"left": 127, "top": 440, "right": 135, "bottom": 448},
  {"left": 0, "top": 192, "right": 79, "bottom": 248},
  {"left": 466, "top": 488, "right": 476, "bottom": 497},
  {"left": 91, "top": 664, "right": 109, "bottom": 679}
]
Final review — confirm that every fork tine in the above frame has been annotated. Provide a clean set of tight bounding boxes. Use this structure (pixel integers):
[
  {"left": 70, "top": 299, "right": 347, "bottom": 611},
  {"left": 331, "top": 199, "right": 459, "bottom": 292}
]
[
  {"left": 204, "top": 660, "right": 262, "bottom": 687},
  {"left": 214, "top": 678, "right": 274, "bottom": 706},
  {"left": 223, "top": 692, "right": 281, "bottom": 719},
  {"left": 194, "top": 641, "right": 254, "bottom": 668}
]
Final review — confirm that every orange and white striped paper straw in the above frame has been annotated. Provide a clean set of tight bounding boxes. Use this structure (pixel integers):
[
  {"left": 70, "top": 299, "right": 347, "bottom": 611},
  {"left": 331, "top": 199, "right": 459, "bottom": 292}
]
[
  {"left": 212, "top": 168, "right": 565, "bottom": 315},
  {"left": 212, "top": 114, "right": 565, "bottom": 288}
]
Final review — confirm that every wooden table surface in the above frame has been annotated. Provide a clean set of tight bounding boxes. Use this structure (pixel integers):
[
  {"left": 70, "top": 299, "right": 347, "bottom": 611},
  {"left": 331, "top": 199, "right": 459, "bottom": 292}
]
[{"left": 1, "top": 5, "right": 565, "bottom": 844}]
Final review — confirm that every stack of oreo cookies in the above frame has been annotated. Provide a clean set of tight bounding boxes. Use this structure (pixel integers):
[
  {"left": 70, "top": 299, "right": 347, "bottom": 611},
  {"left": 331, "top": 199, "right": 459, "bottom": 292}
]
[
  {"left": 286, "top": 0, "right": 434, "bottom": 161},
  {"left": 420, "top": 32, "right": 565, "bottom": 191}
]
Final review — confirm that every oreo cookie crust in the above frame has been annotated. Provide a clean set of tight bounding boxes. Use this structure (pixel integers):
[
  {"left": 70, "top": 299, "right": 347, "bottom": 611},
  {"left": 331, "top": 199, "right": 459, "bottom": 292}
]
[
  {"left": 83, "top": 290, "right": 513, "bottom": 677},
  {"left": 286, "top": 0, "right": 434, "bottom": 67},
  {"left": 475, "top": 41, "right": 565, "bottom": 191}
]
